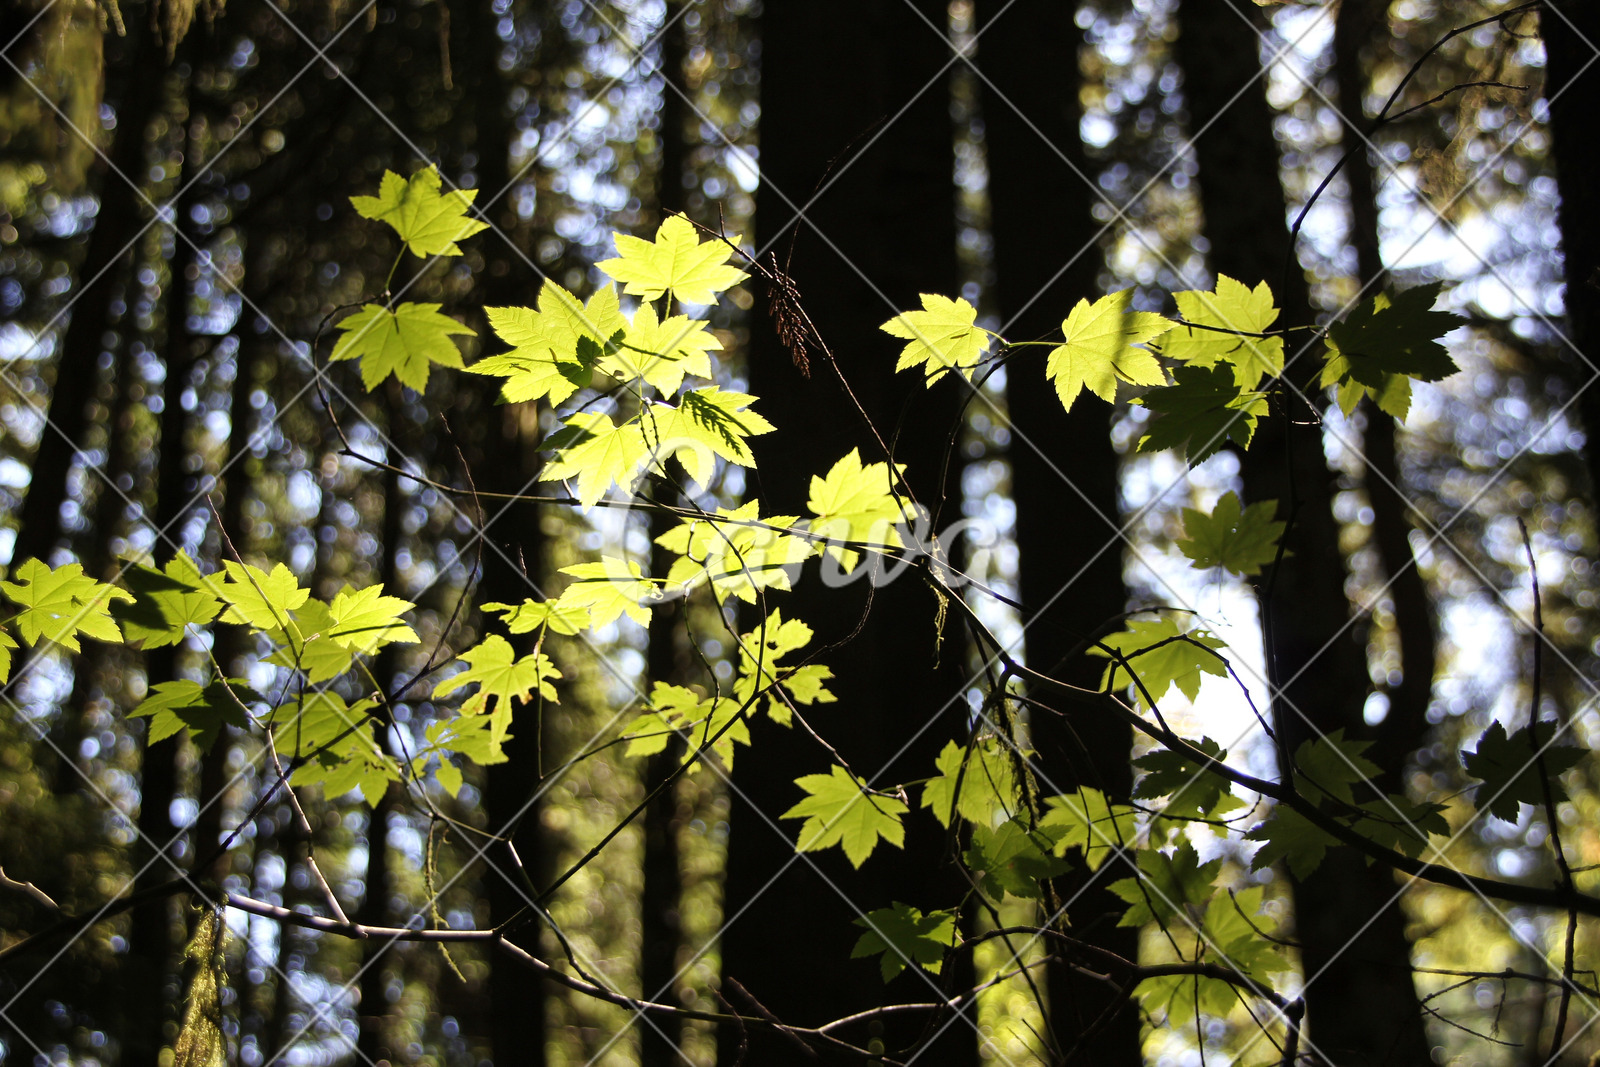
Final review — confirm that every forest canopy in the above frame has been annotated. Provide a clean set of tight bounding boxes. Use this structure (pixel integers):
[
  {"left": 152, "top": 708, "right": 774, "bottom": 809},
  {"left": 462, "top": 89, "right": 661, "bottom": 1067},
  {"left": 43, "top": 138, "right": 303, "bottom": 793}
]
[{"left": 1, "top": 1, "right": 1598, "bottom": 1066}]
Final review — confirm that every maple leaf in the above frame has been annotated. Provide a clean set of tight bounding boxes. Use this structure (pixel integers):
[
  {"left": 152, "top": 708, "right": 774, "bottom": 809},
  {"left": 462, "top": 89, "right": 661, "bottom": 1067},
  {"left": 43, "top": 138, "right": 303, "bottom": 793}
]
[
  {"left": 329, "top": 302, "right": 473, "bottom": 393},
  {"left": 656, "top": 502, "right": 814, "bottom": 604},
  {"left": 327, "top": 584, "right": 420, "bottom": 654},
  {"left": 539, "top": 412, "right": 650, "bottom": 507},
  {"left": 132, "top": 679, "right": 256, "bottom": 752},
  {"left": 1159, "top": 275, "right": 1285, "bottom": 389},
  {"left": 215, "top": 560, "right": 309, "bottom": 631},
  {"left": 482, "top": 598, "right": 592, "bottom": 635},
  {"left": 851, "top": 904, "right": 958, "bottom": 982},
  {"left": 1461, "top": 720, "right": 1584, "bottom": 824},
  {"left": 964, "top": 818, "right": 1071, "bottom": 899},
  {"left": 1045, "top": 289, "right": 1173, "bottom": 411},
  {"left": 806, "top": 448, "right": 912, "bottom": 574},
  {"left": 879, "top": 293, "right": 989, "bottom": 383},
  {"left": 263, "top": 598, "right": 355, "bottom": 683},
  {"left": 556, "top": 557, "right": 660, "bottom": 628},
  {"left": 471, "top": 304, "right": 595, "bottom": 405},
  {"left": 1178, "top": 491, "right": 1286, "bottom": 577},
  {"left": 643, "top": 387, "right": 774, "bottom": 488},
  {"left": 1349, "top": 796, "right": 1450, "bottom": 859},
  {"left": 622, "top": 682, "right": 749, "bottom": 768},
  {"left": 1090, "top": 614, "right": 1228, "bottom": 708},
  {"left": 1321, "top": 283, "right": 1459, "bottom": 421},
  {"left": 921, "top": 738, "right": 1020, "bottom": 828},
  {"left": 1136, "top": 364, "right": 1269, "bottom": 464},
  {"left": 1041, "top": 787, "right": 1138, "bottom": 870},
  {"left": 1, "top": 559, "right": 133, "bottom": 651},
  {"left": 1132, "top": 737, "right": 1245, "bottom": 822},
  {"left": 0, "top": 628, "right": 15, "bottom": 685},
  {"left": 350, "top": 166, "right": 488, "bottom": 257},
  {"left": 597, "top": 214, "right": 748, "bottom": 305},
  {"left": 601, "top": 303, "right": 720, "bottom": 397},
  {"left": 731, "top": 609, "right": 835, "bottom": 723},
  {"left": 271, "top": 693, "right": 396, "bottom": 805},
  {"left": 109, "top": 551, "right": 223, "bottom": 649},
  {"left": 1245, "top": 805, "right": 1341, "bottom": 879},
  {"left": 783, "top": 765, "right": 908, "bottom": 867},
  {"left": 1292, "top": 729, "right": 1381, "bottom": 806},
  {"left": 1108, "top": 841, "right": 1220, "bottom": 927},
  {"left": 432, "top": 634, "right": 561, "bottom": 742}
]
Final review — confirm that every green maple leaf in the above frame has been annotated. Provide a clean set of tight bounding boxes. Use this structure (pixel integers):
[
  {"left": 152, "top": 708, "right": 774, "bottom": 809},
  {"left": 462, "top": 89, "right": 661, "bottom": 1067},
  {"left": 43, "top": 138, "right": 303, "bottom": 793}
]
[
  {"left": 109, "top": 551, "right": 223, "bottom": 649},
  {"left": 1137, "top": 364, "right": 1269, "bottom": 464},
  {"left": 880, "top": 293, "right": 989, "bottom": 384},
  {"left": 327, "top": 584, "right": 419, "bottom": 654},
  {"left": 1293, "top": 729, "right": 1381, "bottom": 806},
  {"left": 1108, "top": 841, "right": 1220, "bottom": 928},
  {"left": 1132, "top": 737, "right": 1245, "bottom": 822},
  {"left": 731, "top": 609, "right": 835, "bottom": 724},
  {"left": 1090, "top": 615, "right": 1228, "bottom": 708},
  {"left": 271, "top": 692, "right": 396, "bottom": 806},
  {"left": 622, "top": 682, "right": 749, "bottom": 768},
  {"left": 964, "top": 817, "right": 1070, "bottom": 899},
  {"left": 806, "top": 448, "right": 912, "bottom": 574},
  {"left": 1, "top": 559, "right": 133, "bottom": 651},
  {"left": 432, "top": 634, "right": 561, "bottom": 742},
  {"left": 1321, "top": 284, "right": 1459, "bottom": 422},
  {"left": 1204, "top": 886, "right": 1289, "bottom": 977},
  {"left": 851, "top": 903, "right": 958, "bottom": 982},
  {"left": 1349, "top": 796, "right": 1450, "bottom": 859},
  {"left": 656, "top": 502, "right": 814, "bottom": 605},
  {"left": 0, "top": 628, "right": 15, "bottom": 685},
  {"left": 1045, "top": 289, "right": 1173, "bottom": 411},
  {"left": 420, "top": 715, "right": 509, "bottom": 796},
  {"left": 350, "top": 166, "right": 489, "bottom": 257},
  {"left": 597, "top": 214, "right": 748, "bottom": 305},
  {"left": 1246, "top": 805, "right": 1342, "bottom": 878},
  {"left": 1160, "top": 275, "right": 1285, "bottom": 389},
  {"left": 131, "top": 679, "right": 256, "bottom": 752},
  {"left": 482, "top": 598, "right": 592, "bottom": 635},
  {"left": 1178, "top": 491, "right": 1286, "bottom": 577},
  {"left": 644, "top": 387, "right": 774, "bottom": 488},
  {"left": 216, "top": 560, "right": 309, "bottom": 631},
  {"left": 601, "top": 303, "right": 720, "bottom": 397},
  {"left": 921, "top": 738, "right": 1020, "bottom": 829},
  {"left": 471, "top": 306, "right": 595, "bottom": 405},
  {"left": 556, "top": 557, "right": 660, "bottom": 628},
  {"left": 264, "top": 598, "right": 355, "bottom": 683},
  {"left": 539, "top": 412, "right": 650, "bottom": 507},
  {"left": 329, "top": 302, "right": 474, "bottom": 393},
  {"left": 783, "top": 764, "right": 908, "bottom": 867},
  {"left": 1040, "top": 787, "right": 1137, "bottom": 871},
  {"left": 1461, "top": 720, "right": 1584, "bottom": 824}
]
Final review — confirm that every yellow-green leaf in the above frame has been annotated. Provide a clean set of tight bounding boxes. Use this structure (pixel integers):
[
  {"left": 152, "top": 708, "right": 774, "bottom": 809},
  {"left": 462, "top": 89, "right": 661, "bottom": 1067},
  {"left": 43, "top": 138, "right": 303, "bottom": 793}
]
[
  {"left": 1045, "top": 289, "right": 1173, "bottom": 411},
  {"left": 782, "top": 764, "right": 907, "bottom": 868},
  {"left": 601, "top": 302, "right": 720, "bottom": 397},
  {"left": 1177, "top": 491, "right": 1286, "bottom": 577},
  {"left": 216, "top": 561, "right": 309, "bottom": 631},
  {"left": 1160, "top": 275, "right": 1285, "bottom": 389},
  {"left": 597, "top": 214, "right": 748, "bottom": 306},
  {"left": 432, "top": 634, "right": 560, "bottom": 742},
  {"left": 350, "top": 166, "right": 489, "bottom": 257},
  {"left": 327, "top": 584, "right": 419, "bottom": 654},
  {"left": 539, "top": 412, "right": 650, "bottom": 507},
  {"left": 329, "top": 302, "right": 473, "bottom": 393},
  {"left": 806, "top": 449, "right": 911, "bottom": 574},
  {"left": 644, "top": 387, "right": 774, "bottom": 489},
  {"left": 109, "top": 551, "right": 223, "bottom": 649},
  {"left": 557, "top": 557, "right": 660, "bottom": 628},
  {"left": 1, "top": 559, "right": 133, "bottom": 651},
  {"left": 880, "top": 293, "right": 988, "bottom": 383}
]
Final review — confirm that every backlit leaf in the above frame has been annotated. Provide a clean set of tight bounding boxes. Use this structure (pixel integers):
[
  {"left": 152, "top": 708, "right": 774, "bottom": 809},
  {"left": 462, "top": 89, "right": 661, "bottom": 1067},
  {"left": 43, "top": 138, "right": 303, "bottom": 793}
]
[
  {"left": 597, "top": 214, "right": 747, "bottom": 306},
  {"left": 1160, "top": 275, "right": 1285, "bottom": 389},
  {"left": 783, "top": 765, "right": 908, "bottom": 868},
  {"left": 1, "top": 559, "right": 133, "bottom": 651},
  {"left": 851, "top": 904, "right": 958, "bottom": 982},
  {"left": 806, "top": 448, "right": 912, "bottom": 574},
  {"left": 557, "top": 557, "right": 659, "bottom": 628},
  {"left": 216, "top": 561, "right": 309, "bottom": 631},
  {"left": 327, "top": 584, "right": 419, "bottom": 654},
  {"left": 350, "top": 166, "right": 489, "bottom": 257},
  {"left": 1461, "top": 720, "right": 1583, "bottom": 824},
  {"left": 109, "top": 552, "right": 223, "bottom": 649},
  {"left": 540, "top": 412, "right": 650, "bottom": 507},
  {"left": 1045, "top": 289, "right": 1173, "bottom": 411},
  {"left": 1137, "top": 364, "right": 1269, "bottom": 465},
  {"left": 432, "top": 634, "right": 560, "bottom": 743},
  {"left": 132, "top": 679, "right": 256, "bottom": 752},
  {"left": 1090, "top": 614, "right": 1228, "bottom": 708},
  {"left": 329, "top": 302, "right": 473, "bottom": 393},
  {"left": 880, "top": 293, "right": 988, "bottom": 383},
  {"left": 1178, "top": 491, "right": 1286, "bottom": 577}
]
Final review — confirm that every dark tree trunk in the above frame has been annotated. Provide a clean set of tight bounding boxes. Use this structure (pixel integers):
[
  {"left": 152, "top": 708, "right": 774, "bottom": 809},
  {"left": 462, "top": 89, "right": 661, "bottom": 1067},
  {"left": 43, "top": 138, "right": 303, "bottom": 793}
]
[
  {"left": 720, "top": 2, "right": 974, "bottom": 1062},
  {"left": 12, "top": 17, "right": 160, "bottom": 568},
  {"left": 1173, "top": 2, "right": 1431, "bottom": 1062},
  {"left": 1332, "top": 0, "right": 1437, "bottom": 775},
  {"left": 974, "top": 3, "right": 1142, "bottom": 1061},
  {"left": 639, "top": 9, "right": 693, "bottom": 1064},
  {"left": 1543, "top": 0, "right": 1600, "bottom": 495}
]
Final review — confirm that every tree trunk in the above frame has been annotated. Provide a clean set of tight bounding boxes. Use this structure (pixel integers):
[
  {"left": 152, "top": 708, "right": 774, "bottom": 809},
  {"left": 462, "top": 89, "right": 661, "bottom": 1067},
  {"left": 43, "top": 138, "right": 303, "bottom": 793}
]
[
  {"left": 1173, "top": 2, "right": 1431, "bottom": 1062},
  {"left": 975, "top": 2, "right": 1143, "bottom": 1060},
  {"left": 720, "top": 2, "right": 975, "bottom": 1062}
]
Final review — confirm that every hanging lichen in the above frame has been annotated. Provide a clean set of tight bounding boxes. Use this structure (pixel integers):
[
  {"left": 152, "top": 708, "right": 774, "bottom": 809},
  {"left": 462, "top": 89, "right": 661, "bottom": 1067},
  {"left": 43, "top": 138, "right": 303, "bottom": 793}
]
[{"left": 171, "top": 907, "right": 228, "bottom": 1067}]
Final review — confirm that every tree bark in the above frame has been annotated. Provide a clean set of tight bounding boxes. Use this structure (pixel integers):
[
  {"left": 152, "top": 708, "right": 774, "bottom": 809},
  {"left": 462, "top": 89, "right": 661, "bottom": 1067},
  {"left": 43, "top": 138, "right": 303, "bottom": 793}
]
[
  {"left": 720, "top": 2, "right": 974, "bottom": 1062},
  {"left": 973, "top": 2, "right": 1143, "bottom": 1061},
  {"left": 1173, "top": 2, "right": 1431, "bottom": 1062}
]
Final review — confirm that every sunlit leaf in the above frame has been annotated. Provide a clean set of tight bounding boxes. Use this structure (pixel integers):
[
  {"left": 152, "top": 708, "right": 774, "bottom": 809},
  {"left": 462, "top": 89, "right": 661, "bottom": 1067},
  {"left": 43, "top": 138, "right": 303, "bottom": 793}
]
[
  {"left": 597, "top": 214, "right": 747, "bottom": 305},
  {"left": 329, "top": 302, "right": 473, "bottom": 393},
  {"left": 1177, "top": 491, "right": 1286, "bottom": 577},
  {"left": 783, "top": 765, "right": 907, "bottom": 867},
  {"left": 1, "top": 559, "right": 133, "bottom": 651},
  {"left": 880, "top": 293, "right": 989, "bottom": 383},
  {"left": 851, "top": 903, "right": 958, "bottom": 982},
  {"left": 1045, "top": 289, "right": 1172, "bottom": 411},
  {"left": 350, "top": 166, "right": 488, "bottom": 257}
]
